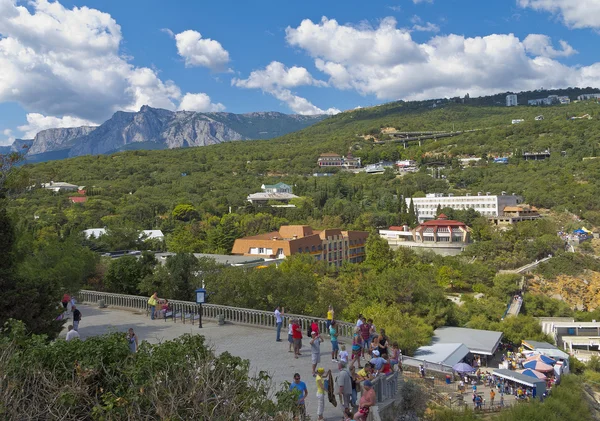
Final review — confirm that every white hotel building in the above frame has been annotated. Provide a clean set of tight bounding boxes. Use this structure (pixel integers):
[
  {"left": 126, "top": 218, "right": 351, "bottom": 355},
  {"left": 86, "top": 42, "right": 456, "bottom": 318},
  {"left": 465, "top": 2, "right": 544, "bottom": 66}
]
[{"left": 407, "top": 193, "right": 523, "bottom": 222}]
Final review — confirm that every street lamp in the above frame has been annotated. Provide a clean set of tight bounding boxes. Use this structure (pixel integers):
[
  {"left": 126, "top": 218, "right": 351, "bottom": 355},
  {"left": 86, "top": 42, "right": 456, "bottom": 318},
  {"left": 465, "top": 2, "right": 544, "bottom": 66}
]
[{"left": 195, "top": 288, "right": 206, "bottom": 328}]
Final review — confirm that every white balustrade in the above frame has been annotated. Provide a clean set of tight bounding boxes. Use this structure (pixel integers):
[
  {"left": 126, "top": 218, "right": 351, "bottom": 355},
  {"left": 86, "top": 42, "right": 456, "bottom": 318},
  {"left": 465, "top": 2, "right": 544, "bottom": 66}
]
[{"left": 78, "top": 290, "right": 354, "bottom": 338}]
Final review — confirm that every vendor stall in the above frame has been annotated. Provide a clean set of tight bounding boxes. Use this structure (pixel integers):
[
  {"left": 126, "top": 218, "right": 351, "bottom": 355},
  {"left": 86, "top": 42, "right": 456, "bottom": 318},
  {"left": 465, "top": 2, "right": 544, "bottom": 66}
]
[{"left": 493, "top": 369, "right": 546, "bottom": 398}]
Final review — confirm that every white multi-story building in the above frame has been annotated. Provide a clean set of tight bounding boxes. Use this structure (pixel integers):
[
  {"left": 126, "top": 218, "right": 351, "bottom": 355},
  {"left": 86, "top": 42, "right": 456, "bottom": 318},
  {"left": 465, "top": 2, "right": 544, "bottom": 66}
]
[
  {"left": 577, "top": 93, "right": 600, "bottom": 101},
  {"left": 407, "top": 193, "right": 523, "bottom": 222},
  {"left": 506, "top": 94, "right": 518, "bottom": 107}
]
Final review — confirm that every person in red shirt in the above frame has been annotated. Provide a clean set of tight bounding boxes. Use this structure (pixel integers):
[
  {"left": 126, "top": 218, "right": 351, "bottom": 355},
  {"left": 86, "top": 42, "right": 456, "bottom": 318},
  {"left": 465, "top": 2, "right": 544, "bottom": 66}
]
[
  {"left": 311, "top": 319, "right": 319, "bottom": 336},
  {"left": 292, "top": 319, "right": 303, "bottom": 359},
  {"left": 359, "top": 318, "right": 371, "bottom": 357},
  {"left": 61, "top": 293, "right": 70, "bottom": 310}
]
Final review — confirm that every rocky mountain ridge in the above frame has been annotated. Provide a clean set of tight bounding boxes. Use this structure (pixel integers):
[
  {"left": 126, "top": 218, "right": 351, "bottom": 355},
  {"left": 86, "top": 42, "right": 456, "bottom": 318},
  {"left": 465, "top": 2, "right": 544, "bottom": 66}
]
[{"left": 1, "top": 106, "right": 325, "bottom": 162}]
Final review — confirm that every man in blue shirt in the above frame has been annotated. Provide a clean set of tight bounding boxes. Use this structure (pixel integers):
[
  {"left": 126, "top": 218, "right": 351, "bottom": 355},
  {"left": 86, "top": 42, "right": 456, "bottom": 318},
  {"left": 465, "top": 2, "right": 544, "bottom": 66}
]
[
  {"left": 369, "top": 349, "right": 386, "bottom": 371},
  {"left": 289, "top": 373, "right": 308, "bottom": 419}
]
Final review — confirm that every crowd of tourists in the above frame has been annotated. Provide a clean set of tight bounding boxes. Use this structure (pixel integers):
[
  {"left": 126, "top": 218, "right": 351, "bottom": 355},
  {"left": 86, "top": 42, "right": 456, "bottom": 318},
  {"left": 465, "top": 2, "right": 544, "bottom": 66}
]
[{"left": 278, "top": 307, "right": 403, "bottom": 420}]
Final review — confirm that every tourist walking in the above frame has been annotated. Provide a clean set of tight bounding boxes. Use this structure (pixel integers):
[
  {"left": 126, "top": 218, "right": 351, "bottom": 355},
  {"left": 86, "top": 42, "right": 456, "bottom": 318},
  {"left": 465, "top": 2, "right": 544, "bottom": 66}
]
[
  {"left": 354, "top": 380, "right": 376, "bottom": 421},
  {"left": 419, "top": 363, "right": 426, "bottom": 378},
  {"left": 148, "top": 292, "right": 159, "bottom": 320},
  {"left": 274, "top": 305, "right": 284, "bottom": 342},
  {"left": 310, "top": 331, "right": 324, "bottom": 376},
  {"left": 61, "top": 293, "right": 70, "bottom": 312},
  {"left": 65, "top": 325, "right": 79, "bottom": 341},
  {"left": 127, "top": 328, "right": 139, "bottom": 353},
  {"left": 315, "top": 367, "right": 331, "bottom": 421},
  {"left": 350, "top": 327, "right": 362, "bottom": 368},
  {"left": 490, "top": 389, "right": 496, "bottom": 407},
  {"left": 290, "top": 373, "right": 308, "bottom": 420},
  {"left": 330, "top": 320, "right": 339, "bottom": 362},
  {"left": 326, "top": 305, "right": 334, "bottom": 331},
  {"left": 292, "top": 319, "right": 303, "bottom": 359},
  {"left": 288, "top": 319, "right": 294, "bottom": 352},
  {"left": 72, "top": 305, "right": 82, "bottom": 331},
  {"left": 337, "top": 361, "right": 353, "bottom": 415}
]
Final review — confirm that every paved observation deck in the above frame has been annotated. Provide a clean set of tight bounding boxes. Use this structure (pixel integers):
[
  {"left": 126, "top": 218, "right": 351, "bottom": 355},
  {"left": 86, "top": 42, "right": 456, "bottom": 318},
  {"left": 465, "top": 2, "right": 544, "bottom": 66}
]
[{"left": 65, "top": 292, "right": 400, "bottom": 420}]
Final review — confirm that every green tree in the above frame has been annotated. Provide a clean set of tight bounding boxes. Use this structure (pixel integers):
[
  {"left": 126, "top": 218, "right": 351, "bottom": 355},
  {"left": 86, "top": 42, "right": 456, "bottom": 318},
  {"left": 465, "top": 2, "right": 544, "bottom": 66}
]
[
  {"left": 365, "top": 233, "right": 394, "bottom": 272},
  {"left": 104, "top": 256, "right": 143, "bottom": 294},
  {"left": 172, "top": 204, "right": 199, "bottom": 221}
]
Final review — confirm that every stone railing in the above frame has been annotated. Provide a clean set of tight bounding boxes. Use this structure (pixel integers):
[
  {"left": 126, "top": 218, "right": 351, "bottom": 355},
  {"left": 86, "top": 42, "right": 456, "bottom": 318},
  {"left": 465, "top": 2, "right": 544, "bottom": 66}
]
[
  {"left": 78, "top": 290, "right": 355, "bottom": 338},
  {"left": 367, "top": 371, "right": 400, "bottom": 421}
]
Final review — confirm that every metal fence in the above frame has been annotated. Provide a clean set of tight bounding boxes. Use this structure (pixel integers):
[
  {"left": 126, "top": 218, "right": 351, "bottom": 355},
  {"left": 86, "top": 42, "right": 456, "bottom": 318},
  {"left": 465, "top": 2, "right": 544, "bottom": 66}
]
[{"left": 78, "top": 290, "right": 355, "bottom": 338}]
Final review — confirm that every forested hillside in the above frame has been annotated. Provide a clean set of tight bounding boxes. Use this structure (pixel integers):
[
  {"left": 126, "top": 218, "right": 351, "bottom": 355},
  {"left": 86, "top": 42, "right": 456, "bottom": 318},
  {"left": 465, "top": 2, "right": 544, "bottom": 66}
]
[{"left": 3, "top": 96, "right": 600, "bottom": 347}]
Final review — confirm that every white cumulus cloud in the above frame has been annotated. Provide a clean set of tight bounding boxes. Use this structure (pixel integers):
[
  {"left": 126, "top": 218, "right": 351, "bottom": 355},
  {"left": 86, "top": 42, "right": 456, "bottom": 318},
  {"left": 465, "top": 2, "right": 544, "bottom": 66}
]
[
  {"left": 178, "top": 93, "right": 226, "bottom": 112},
  {"left": 232, "top": 61, "right": 339, "bottom": 115},
  {"left": 285, "top": 16, "right": 600, "bottom": 101},
  {"left": 18, "top": 113, "right": 97, "bottom": 139},
  {"left": 523, "top": 34, "right": 577, "bottom": 57},
  {"left": 174, "top": 30, "right": 231, "bottom": 72},
  {"left": 518, "top": 0, "right": 600, "bottom": 30},
  {"left": 0, "top": 0, "right": 225, "bottom": 138},
  {"left": 1, "top": 129, "right": 15, "bottom": 146}
]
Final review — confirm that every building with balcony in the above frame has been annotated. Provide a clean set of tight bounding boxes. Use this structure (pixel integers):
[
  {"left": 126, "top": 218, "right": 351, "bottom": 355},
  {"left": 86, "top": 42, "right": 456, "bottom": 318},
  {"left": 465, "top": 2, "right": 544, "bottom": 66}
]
[
  {"left": 231, "top": 225, "right": 368, "bottom": 266},
  {"left": 261, "top": 182, "right": 292, "bottom": 194},
  {"left": 247, "top": 182, "right": 298, "bottom": 205},
  {"left": 407, "top": 193, "right": 523, "bottom": 223},
  {"left": 317, "top": 153, "right": 361, "bottom": 169},
  {"left": 489, "top": 206, "right": 541, "bottom": 226},
  {"left": 379, "top": 215, "right": 471, "bottom": 256}
]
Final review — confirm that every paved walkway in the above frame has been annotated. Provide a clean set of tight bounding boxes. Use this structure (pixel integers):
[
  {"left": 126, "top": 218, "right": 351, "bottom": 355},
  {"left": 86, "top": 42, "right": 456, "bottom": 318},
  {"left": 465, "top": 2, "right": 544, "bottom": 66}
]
[{"left": 61, "top": 305, "right": 347, "bottom": 420}]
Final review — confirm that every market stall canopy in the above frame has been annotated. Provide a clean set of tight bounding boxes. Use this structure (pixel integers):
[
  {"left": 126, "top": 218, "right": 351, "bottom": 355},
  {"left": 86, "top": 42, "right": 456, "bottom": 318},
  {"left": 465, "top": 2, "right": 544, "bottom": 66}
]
[
  {"left": 494, "top": 369, "right": 546, "bottom": 388},
  {"left": 525, "top": 354, "right": 556, "bottom": 365},
  {"left": 517, "top": 368, "right": 547, "bottom": 379},
  {"left": 452, "top": 362, "right": 475, "bottom": 373},
  {"left": 523, "top": 360, "right": 554, "bottom": 372}
]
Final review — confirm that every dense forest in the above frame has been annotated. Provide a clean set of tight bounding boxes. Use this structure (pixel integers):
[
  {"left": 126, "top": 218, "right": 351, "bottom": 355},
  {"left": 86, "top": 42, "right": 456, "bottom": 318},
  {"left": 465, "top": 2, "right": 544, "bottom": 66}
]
[{"left": 2, "top": 92, "right": 600, "bottom": 419}]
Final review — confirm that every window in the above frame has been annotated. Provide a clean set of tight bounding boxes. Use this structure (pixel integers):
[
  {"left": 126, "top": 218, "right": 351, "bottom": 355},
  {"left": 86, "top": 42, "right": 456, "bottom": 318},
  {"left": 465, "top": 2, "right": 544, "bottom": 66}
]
[{"left": 258, "top": 248, "right": 265, "bottom": 254}]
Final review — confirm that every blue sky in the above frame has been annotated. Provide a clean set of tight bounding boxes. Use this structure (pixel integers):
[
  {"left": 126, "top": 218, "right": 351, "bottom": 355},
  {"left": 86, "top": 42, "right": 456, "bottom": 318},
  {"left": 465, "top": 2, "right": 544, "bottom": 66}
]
[{"left": 1, "top": 0, "right": 600, "bottom": 144}]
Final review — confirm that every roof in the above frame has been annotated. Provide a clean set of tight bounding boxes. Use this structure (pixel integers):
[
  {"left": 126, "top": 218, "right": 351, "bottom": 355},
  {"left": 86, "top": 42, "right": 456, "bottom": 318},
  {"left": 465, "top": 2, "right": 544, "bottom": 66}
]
[
  {"left": 420, "top": 219, "right": 467, "bottom": 227},
  {"left": 69, "top": 196, "right": 87, "bottom": 203},
  {"left": 492, "top": 369, "right": 546, "bottom": 387},
  {"left": 522, "top": 340, "right": 559, "bottom": 351},
  {"left": 413, "top": 343, "right": 470, "bottom": 366},
  {"left": 262, "top": 182, "right": 290, "bottom": 189},
  {"left": 42, "top": 182, "right": 78, "bottom": 188},
  {"left": 247, "top": 192, "right": 299, "bottom": 200},
  {"left": 433, "top": 327, "right": 503, "bottom": 356},
  {"left": 319, "top": 153, "right": 342, "bottom": 157},
  {"left": 140, "top": 230, "right": 164, "bottom": 240},
  {"left": 155, "top": 252, "right": 269, "bottom": 267},
  {"left": 83, "top": 228, "right": 106, "bottom": 239}
]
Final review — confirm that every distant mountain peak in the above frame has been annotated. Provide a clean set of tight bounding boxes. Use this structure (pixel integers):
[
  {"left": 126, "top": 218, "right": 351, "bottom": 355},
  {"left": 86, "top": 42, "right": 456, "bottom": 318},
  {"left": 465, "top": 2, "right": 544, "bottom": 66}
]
[{"left": 18, "top": 106, "right": 326, "bottom": 162}]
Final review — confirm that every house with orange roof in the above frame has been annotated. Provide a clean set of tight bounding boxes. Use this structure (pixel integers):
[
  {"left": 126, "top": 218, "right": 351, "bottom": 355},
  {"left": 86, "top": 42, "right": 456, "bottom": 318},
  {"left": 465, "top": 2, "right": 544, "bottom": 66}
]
[{"left": 231, "top": 225, "right": 368, "bottom": 266}]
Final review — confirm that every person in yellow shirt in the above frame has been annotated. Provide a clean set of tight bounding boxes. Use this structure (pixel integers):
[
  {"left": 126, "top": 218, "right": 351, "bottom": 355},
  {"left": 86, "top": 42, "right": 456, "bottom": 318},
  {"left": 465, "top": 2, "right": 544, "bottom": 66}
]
[
  {"left": 148, "top": 292, "right": 159, "bottom": 320},
  {"left": 356, "top": 363, "right": 374, "bottom": 382},
  {"left": 315, "top": 367, "right": 331, "bottom": 421},
  {"left": 326, "top": 305, "right": 334, "bottom": 331}
]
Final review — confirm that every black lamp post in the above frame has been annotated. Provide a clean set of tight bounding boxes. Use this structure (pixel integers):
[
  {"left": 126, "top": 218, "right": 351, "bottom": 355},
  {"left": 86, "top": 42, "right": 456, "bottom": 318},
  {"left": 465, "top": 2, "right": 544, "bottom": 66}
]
[{"left": 195, "top": 288, "right": 206, "bottom": 328}]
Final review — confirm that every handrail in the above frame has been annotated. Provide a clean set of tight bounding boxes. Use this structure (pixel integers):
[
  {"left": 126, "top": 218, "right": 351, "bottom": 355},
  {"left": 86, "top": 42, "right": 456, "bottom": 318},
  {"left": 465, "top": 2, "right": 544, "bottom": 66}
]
[{"left": 77, "top": 290, "right": 355, "bottom": 338}]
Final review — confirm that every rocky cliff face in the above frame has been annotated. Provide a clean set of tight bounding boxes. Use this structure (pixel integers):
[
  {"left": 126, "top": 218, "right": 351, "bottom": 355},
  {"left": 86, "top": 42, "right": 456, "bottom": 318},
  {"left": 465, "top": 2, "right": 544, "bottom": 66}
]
[
  {"left": 68, "top": 106, "right": 247, "bottom": 156},
  {"left": 14, "top": 106, "right": 325, "bottom": 160},
  {"left": 27, "top": 126, "right": 96, "bottom": 155}
]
